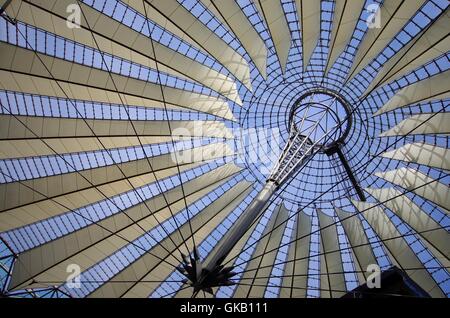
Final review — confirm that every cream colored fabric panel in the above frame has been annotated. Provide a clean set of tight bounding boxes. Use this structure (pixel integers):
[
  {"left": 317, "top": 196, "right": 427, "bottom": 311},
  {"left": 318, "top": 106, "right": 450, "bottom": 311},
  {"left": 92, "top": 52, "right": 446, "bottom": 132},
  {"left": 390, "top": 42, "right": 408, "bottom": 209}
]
[
  {"left": 0, "top": 70, "right": 179, "bottom": 111},
  {"left": 374, "top": 70, "right": 450, "bottom": 116},
  {"left": 280, "top": 211, "right": 312, "bottom": 298},
  {"left": 365, "top": 188, "right": 450, "bottom": 267},
  {"left": 248, "top": 204, "right": 289, "bottom": 298},
  {"left": 257, "top": 0, "right": 291, "bottom": 73},
  {"left": 0, "top": 115, "right": 233, "bottom": 139},
  {"left": 348, "top": 0, "right": 426, "bottom": 81},
  {"left": 0, "top": 162, "right": 199, "bottom": 232},
  {"left": 0, "top": 43, "right": 235, "bottom": 120},
  {"left": 0, "top": 136, "right": 190, "bottom": 159},
  {"left": 8, "top": 163, "right": 244, "bottom": 291},
  {"left": 375, "top": 167, "right": 450, "bottom": 214},
  {"left": 320, "top": 252, "right": 331, "bottom": 298},
  {"left": 296, "top": 0, "right": 321, "bottom": 71},
  {"left": 352, "top": 200, "right": 445, "bottom": 297},
  {"left": 233, "top": 203, "right": 289, "bottom": 298},
  {"left": 208, "top": 0, "right": 267, "bottom": 78},
  {"left": 365, "top": 12, "right": 450, "bottom": 95},
  {"left": 6, "top": 0, "right": 242, "bottom": 105},
  {"left": 0, "top": 142, "right": 234, "bottom": 212},
  {"left": 88, "top": 181, "right": 253, "bottom": 298},
  {"left": 145, "top": 0, "right": 252, "bottom": 90},
  {"left": 317, "top": 210, "right": 346, "bottom": 298},
  {"left": 326, "top": 0, "right": 365, "bottom": 74},
  {"left": 381, "top": 142, "right": 450, "bottom": 171},
  {"left": 380, "top": 113, "right": 450, "bottom": 137},
  {"left": 335, "top": 208, "right": 377, "bottom": 285},
  {"left": 121, "top": 253, "right": 181, "bottom": 298}
]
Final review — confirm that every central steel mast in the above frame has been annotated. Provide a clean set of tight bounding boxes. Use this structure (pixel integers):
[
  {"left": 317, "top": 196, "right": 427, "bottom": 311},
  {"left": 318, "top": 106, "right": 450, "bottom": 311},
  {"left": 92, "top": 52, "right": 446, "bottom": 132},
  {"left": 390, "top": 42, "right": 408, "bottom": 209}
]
[{"left": 178, "top": 93, "right": 351, "bottom": 295}]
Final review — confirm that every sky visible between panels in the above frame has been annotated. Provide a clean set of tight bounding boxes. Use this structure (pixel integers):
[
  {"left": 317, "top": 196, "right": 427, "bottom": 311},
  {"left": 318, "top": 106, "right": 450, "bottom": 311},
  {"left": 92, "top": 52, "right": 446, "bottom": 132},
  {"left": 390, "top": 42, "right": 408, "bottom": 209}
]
[{"left": 0, "top": 0, "right": 449, "bottom": 298}]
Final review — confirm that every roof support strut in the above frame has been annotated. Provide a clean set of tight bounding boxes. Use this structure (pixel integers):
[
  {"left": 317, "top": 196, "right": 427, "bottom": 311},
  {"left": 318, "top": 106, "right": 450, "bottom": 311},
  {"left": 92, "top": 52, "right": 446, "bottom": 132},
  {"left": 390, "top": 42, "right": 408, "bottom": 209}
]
[{"left": 180, "top": 130, "right": 320, "bottom": 295}]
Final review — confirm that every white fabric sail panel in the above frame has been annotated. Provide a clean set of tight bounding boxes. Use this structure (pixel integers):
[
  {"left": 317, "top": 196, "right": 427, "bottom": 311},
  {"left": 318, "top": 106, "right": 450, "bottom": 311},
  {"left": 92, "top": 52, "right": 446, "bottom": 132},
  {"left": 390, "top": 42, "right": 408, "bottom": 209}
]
[
  {"left": 381, "top": 142, "right": 450, "bottom": 171},
  {"left": 380, "top": 113, "right": 450, "bottom": 137},
  {"left": 8, "top": 163, "right": 244, "bottom": 291},
  {"left": 144, "top": 0, "right": 252, "bottom": 90},
  {"left": 348, "top": 0, "right": 427, "bottom": 81},
  {"left": 375, "top": 167, "right": 450, "bottom": 214},
  {"left": 335, "top": 208, "right": 377, "bottom": 285},
  {"left": 207, "top": 0, "right": 267, "bottom": 78},
  {"left": 0, "top": 142, "right": 234, "bottom": 212},
  {"left": 365, "top": 187, "right": 450, "bottom": 266},
  {"left": 0, "top": 43, "right": 236, "bottom": 120},
  {"left": 325, "top": 0, "right": 365, "bottom": 74},
  {"left": 317, "top": 210, "right": 346, "bottom": 298},
  {"left": 364, "top": 12, "right": 450, "bottom": 95},
  {"left": 5, "top": 0, "right": 242, "bottom": 106},
  {"left": 114, "top": 0, "right": 251, "bottom": 95},
  {"left": 296, "top": 0, "right": 321, "bottom": 71},
  {"left": 320, "top": 252, "right": 331, "bottom": 298},
  {"left": 373, "top": 70, "right": 450, "bottom": 116},
  {"left": 280, "top": 211, "right": 312, "bottom": 298},
  {"left": 352, "top": 200, "right": 445, "bottom": 297},
  {"left": 0, "top": 136, "right": 190, "bottom": 159},
  {"left": 122, "top": 252, "right": 182, "bottom": 298},
  {"left": 0, "top": 115, "right": 234, "bottom": 139},
  {"left": 88, "top": 182, "right": 253, "bottom": 298},
  {"left": 247, "top": 203, "right": 290, "bottom": 298},
  {"left": 0, "top": 162, "right": 201, "bottom": 232},
  {"left": 233, "top": 203, "right": 290, "bottom": 298},
  {"left": 0, "top": 70, "right": 179, "bottom": 111},
  {"left": 257, "top": 0, "right": 291, "bottom": 73}
]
